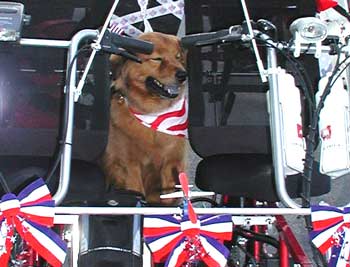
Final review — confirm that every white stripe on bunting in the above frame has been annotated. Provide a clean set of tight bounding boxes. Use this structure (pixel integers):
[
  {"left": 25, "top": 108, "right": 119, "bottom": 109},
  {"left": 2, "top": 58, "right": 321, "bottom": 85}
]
[
  {"left": 20, "top": 206, "right": 55, "bottom": 218},
  {"left": 200, "top": 236, "right": 228, "bottom": 266},
  {"left": 0, "top": 199, "right": 20, "bottom": 211},
  {"left": 144, "top": 217, "right": 180, "bottom": 228},
  {"left": 0, "top": 220, "right": 8, "bottom": 256},
  {"left": 166, "top": 241, "right": 186, "bottom": 267},
  {"left": 201, "top": 222, "right": 233, "bottom": 233},
  {"left": 19, "top": 185, "right": 51, "bottom": 204},
  {"left": 22, "top": 220, "right": 67, "bottom": 265},
  {"left": 148, "top": 231, "right": 182, "bottom": 252},
  {"left": 339, "top": 230, "right": 350, "bottom": 267},
  {"left": 311, "top": 223, "right": 343, "bottom": 248},
  {"left": 311, "top": 208, "right": 345, "bottom": 222}
]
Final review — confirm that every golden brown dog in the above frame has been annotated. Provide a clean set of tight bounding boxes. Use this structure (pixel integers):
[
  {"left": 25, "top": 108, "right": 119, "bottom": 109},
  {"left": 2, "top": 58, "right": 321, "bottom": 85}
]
[{"left": 101, "top": 32, "right": 188, "bottom": 205}]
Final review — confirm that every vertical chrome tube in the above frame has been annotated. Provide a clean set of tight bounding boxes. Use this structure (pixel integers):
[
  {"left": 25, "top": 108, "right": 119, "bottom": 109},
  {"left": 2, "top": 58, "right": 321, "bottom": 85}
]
[
  {"left": 53, "top": 29, "right": 99, "bottom": 205},
  {"left": 267, "top": 47, "right": 300, "bottom": 208}
]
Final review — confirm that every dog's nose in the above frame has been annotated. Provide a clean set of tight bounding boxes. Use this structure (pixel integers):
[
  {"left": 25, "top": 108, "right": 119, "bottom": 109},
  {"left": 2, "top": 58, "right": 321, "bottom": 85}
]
[{"left": 175, "top": 70, "right": 187, "bottom": 83}]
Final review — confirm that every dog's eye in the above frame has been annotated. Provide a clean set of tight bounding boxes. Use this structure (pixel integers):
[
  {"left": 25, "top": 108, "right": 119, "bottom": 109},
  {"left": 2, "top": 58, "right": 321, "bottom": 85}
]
[{"left": 151, "top": 57, "right": 163, "bottom": 62}]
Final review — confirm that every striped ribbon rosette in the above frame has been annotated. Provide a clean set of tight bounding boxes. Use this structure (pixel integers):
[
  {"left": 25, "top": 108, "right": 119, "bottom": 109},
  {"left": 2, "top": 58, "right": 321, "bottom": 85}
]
[
  {"left": 0, "top": 178, "right": 67, "bottom": 267},
  {"left": 144, "top": 214, "right": 232, "bottom": 267},
  {"left": 310, "top": 205, "right": 350, "bottom": 267},
  {"left": 144, "top": 173, "right": 232, "bottom": 266}
]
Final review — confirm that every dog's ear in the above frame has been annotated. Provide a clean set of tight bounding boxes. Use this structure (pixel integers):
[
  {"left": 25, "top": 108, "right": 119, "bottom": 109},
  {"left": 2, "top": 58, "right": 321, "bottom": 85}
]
[
  {"left": 109, "top": 54, "right": 126, "bottom": 80},
  {"left": 179, "top": 39, "right": 188, "bottom": 67}
]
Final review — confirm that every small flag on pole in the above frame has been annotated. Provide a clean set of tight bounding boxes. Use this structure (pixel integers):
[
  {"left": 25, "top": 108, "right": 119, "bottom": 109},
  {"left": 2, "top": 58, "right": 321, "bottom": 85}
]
[{"left": 109, "top": 22, "right": 125, "bottom": 35}]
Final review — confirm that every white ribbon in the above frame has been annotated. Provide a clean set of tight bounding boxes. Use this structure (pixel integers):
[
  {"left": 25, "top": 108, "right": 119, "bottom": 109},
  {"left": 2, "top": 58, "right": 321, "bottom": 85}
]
[
  {"left": 138, "top": 0, "right": 153, "bottom": 33},
  {"left": 110, "top": 0, "right": 184, "bottom": 37}
]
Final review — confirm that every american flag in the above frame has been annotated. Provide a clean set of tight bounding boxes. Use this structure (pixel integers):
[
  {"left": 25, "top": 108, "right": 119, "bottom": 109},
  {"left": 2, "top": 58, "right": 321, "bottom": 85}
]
[{"left": 109, "top": 22, "right": 125, "bottom": 35}]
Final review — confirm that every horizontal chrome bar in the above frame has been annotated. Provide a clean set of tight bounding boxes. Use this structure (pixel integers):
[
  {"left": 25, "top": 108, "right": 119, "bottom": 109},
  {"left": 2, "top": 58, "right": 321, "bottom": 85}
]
[
  {"left": 54, "top": 207, "right": 311, "bottom": 216},
  {"left": 19, "top": 38, "right": 70, "bottom": 48},
  {"left": 54, "top": 214, "right": 79, "bottom": 224}
]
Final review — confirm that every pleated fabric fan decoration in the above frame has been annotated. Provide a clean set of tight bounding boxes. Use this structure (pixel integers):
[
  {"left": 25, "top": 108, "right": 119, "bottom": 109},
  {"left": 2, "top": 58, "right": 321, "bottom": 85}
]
[
  {"left": 310, "top": 205, "right": 350, "bottom": 267},
  {"left": 144, "top": 173, "right": 232, "bottom": 267},
  {"left": 0, "top": 178, "right": 67, "bottom": 267}
]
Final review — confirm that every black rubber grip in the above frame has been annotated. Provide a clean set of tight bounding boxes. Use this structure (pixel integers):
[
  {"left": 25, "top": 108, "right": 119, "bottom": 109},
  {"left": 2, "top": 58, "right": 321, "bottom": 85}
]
[
  {"left": 181, "top": 29, "right": 230, "bottom": 48},
  {"left": 109, "top": 30, "right": 154, "bottom": 54}
]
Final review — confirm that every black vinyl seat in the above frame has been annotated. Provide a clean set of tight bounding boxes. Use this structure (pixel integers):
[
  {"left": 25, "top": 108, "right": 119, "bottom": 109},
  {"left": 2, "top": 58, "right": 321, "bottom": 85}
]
[
  {"left": 0, "top": 156, "right": 105, "bottom": 204},
  {"left": 185, "top": 0, "right": 330, "bottom": 203},
  {"left": 196, "top": 154, "right": 330, "bottom": 202}
]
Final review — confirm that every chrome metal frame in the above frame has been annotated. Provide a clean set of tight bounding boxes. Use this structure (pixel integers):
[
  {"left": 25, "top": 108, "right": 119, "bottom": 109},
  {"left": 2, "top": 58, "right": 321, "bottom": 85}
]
[
  {"left": 266, "top": 42, "right": 350, "bottom": 208},
  {"left": 265, "top": 46, "right": 300, "bottom": 208},
  {"left": 17, "top": 34, "right": 339, "bottom": 209},
  {"left": 55, "top": 29, "right": 99, "bottom": 205},
  {"left": 16, "top": 30, "right": 99, "bottom": 205},
  {"left": 54, "top": 215, "right": 80, "bottom": 267},
  {"left": 54, "top": 206, "right": 311, "bottom": 216}
]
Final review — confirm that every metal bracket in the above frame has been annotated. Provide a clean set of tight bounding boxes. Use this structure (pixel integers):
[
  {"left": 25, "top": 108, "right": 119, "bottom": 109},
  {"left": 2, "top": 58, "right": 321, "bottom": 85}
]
[{"left": 232, "top": 216, "right": 276, "bottom": 226}]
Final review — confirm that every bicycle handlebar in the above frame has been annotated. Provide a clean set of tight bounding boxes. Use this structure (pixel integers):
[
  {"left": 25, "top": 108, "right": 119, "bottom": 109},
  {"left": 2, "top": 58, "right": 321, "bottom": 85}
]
[
  {"left": 101, "top": 30, "right": 154, "bottom": 56},
  {"left": 181, "top": 29, "right": 232, "bottom": 48},
  {"left": 181, "top": 25, "right": 337, "bottom": 57}
]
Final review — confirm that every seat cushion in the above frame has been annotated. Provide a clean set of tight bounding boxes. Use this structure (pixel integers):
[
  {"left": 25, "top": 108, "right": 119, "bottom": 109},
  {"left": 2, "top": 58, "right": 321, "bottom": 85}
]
[
  {"left": 0, "top": 156, "right": 106, "bottom": 204},
  {"left": 195, "top": 154, "right": 331, "bottom": 202}
]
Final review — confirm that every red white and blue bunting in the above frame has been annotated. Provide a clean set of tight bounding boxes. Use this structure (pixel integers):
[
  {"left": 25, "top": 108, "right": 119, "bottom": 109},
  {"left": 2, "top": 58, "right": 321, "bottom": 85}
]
[
  {"left": 310, "top": 205, "right": 350, "bottom": 267},
  {"left": 0, "top": 178, "right": 67, "bottom": 267},
  {"left": 144, "top": 173, "right": 232, "bottom": 267},
  {"left": 109, "top": 0, "right": 184, "bottom": 37},
  {"left": 144, "top": 214, "right": 232, "bottom": 267}
]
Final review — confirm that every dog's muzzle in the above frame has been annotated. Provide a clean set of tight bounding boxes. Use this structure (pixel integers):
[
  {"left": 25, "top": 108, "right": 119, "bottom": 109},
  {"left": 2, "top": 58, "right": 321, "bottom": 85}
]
[{"left": 145, "top": 70, "right": 187, "bottom": 99}]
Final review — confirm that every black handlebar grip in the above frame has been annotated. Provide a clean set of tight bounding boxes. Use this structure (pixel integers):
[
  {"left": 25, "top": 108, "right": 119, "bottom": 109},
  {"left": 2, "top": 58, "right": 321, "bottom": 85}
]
[
  {"left": 107, "top": 30, "right": 154, "bottom": 55},
  {"left": 181, "top": 29, "right": 230, "bottom": 48}
]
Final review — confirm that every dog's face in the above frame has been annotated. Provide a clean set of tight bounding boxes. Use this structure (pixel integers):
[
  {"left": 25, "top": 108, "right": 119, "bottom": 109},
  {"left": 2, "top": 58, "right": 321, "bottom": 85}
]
[{"left": 110, "top": 32, "right": 187, "bottom": 113}]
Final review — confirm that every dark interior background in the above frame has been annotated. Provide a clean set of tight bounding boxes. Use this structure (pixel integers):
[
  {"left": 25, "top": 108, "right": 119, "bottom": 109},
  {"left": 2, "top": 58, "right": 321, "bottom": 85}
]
[
  {"left": 0, "top": 0, "right": 185, "bottom": 161},
  {"left": 0, "top": 0, "right": 319, "bottom": 160},
  {"left": 184, "top": 0, "right": 319, "bottom": 157}
]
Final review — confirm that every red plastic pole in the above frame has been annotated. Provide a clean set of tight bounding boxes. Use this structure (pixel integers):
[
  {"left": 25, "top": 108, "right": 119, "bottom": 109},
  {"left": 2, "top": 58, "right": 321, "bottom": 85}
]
[{"left": 279, "top": 234, "right": 289, "bottom": 267}]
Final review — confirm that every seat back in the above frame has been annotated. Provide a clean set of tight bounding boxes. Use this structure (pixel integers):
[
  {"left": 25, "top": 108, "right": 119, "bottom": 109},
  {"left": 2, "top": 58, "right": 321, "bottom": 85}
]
[
  {"left": 185, "top": 0, "right": 317, "bottom": 157},
  {"left": 185, "top": 0, "right": 331, "bottom": 201},
  {"left": 186, "top": 44, "right": 271, "bottom": 157},
  {"left": 0, "top": 51, "right": 110, "bottom": 162},
  {"left": 0, "top": 2, "right": 112, "bottom": 198},
  {"left": 0, "top": 2, "right": 112, "bottom": 162}
]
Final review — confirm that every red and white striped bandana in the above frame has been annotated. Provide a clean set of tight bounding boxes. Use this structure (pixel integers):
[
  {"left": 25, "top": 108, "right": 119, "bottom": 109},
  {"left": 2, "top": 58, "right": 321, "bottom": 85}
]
[{"left": 131, "top": 96, "right": 188, "bottom": 138}]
